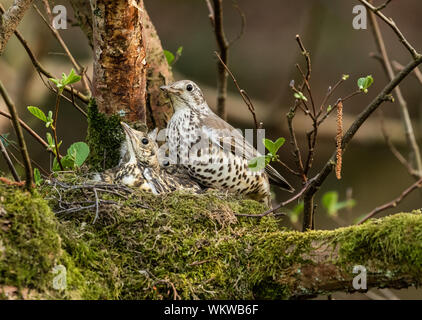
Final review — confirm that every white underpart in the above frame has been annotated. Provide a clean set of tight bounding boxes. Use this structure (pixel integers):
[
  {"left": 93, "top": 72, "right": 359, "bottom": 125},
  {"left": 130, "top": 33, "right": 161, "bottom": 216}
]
[
  {"left": 121, "top": 174, "right": 137, "bottom": 186},
  {"left": 143, "top": 168, "right": 159, "bottom": 195}
]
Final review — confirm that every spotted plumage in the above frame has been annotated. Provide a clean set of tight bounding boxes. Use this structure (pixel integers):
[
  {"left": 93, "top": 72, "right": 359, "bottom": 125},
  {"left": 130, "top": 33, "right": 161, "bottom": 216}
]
[
  {"left": 161, "top": 80, "right": 294, "bottom": 206},
  {"left": 94, "top": 122, "right": 201, "bottom": 194}
]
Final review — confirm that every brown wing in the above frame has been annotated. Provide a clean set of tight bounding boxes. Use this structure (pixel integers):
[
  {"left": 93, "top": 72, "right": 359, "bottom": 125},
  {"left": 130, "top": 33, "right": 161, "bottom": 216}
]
[{"left": 200, "top": 112, "right": 294, "bottom": 192}]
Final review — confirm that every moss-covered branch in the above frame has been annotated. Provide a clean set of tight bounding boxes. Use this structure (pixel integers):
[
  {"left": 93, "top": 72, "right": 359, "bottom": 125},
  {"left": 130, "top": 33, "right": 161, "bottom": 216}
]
[{"left": 0, "top": 180, "right": 421, "bottom": 299}]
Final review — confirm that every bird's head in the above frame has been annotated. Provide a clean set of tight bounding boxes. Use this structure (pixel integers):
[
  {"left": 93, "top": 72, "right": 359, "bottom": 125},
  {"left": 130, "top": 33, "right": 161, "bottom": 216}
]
[
  {"left": 120, "top": 122, "right": 159, "bottom": 169},
  {"left": 160, "top": 80, "right": 207, "bottom": 112}
]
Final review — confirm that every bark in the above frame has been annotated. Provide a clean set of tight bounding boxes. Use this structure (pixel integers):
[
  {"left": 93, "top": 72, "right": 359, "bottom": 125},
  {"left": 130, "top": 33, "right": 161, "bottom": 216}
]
[
  {"left": 0, "top": 0, "right": 34, "bottom": 55},
  {"left": 72, "top": 0, "right": 173, "bottom": 129},
  {"left": 91, "top": 0, "right": 147, "bottom": 126}
]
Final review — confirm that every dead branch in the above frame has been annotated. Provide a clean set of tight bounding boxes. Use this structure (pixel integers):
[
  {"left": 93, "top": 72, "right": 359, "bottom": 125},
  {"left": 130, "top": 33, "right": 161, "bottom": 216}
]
[
  {"left": 35, "top": 2, "right": 91, "bottom": 95},
  {"left": 0, "top": 136, "right": 20, "bottom": 182},
  {"left": 215, "top": 51, "right": 258, "bottom": 129},
  {"left": 367, "top": 5, "right": 422, "bottom": 176},
  {"left": 357, "top": 177, "right": 422, "bottom": 225},
  {"left": 0, "top": 80, "right": 33, "bottom": 191}
]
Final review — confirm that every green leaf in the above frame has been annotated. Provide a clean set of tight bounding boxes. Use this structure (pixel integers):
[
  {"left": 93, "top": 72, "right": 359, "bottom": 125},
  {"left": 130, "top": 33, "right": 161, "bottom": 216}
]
[
  {"left": 294, "top": 91, "right": 308, "bottom": 101},
  {"left": 46, "top": 132, "right": 54, "bottom": 147},
  {"left": 342, "top": 74, "right": 350, "bottom": 80},
  {"left": 263, "top": 137, "right": 285, "bottom": 156},
  {"left": 164, "top": 50, "right": 175, "bottom": 65},
  {"left": 34, "top": 168, "right": 43, "bottom": 186},
  {"left": 289, "top": 201, "right": 304, "bottom": 224},
  {"left": 327, "top": 105, "right": 332, "bottom": 113},
  {"left": 248, "top": 156, "right": 267, "bottom": 171},
  {"left": 67, "top": 142, "right": 90, "bottom": 167},
  {"left": 27, "top": 106, "right": 47, "bottom": 122},
  {"left": 52, "top": 155, "right": 75, "bottom": 171},
  {"left": 334, "top": 199, "right": 356, "bottom": 212},
  {"left": 322, "top": 191, "right": 338, "bottom": 216},
  {"left": 273, "top": 137, "right": 285, "bottom": 154},
  {"left": 357, "top": 75, "right": 374, "bottom": 93},
  {"left": 263, "top": 138, "right": 275, "bottom": 155},
  {"left": 63, "top": 68, "right": 81, "bottom": 86},
  {"left": 176, "top": 46, "right": 183, "bottom": 57}
]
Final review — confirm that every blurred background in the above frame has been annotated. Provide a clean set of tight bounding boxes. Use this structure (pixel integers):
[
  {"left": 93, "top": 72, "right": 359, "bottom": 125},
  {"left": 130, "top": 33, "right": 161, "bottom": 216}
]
[{"left": 1, "top": 0, "right": 422, "bottom": 299}]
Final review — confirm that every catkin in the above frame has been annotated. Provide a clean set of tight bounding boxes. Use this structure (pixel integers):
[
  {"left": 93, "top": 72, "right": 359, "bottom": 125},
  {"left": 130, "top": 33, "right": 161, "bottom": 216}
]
[{"left": 336, "top": 101, "right": 343, "bottom": 180}]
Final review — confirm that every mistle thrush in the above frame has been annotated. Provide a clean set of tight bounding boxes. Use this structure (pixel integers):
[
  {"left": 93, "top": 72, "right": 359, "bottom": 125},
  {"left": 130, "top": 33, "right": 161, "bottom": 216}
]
[
  {"left": 94, "top": 122, "right": 201, "bottom": 194},
  {"left": 161, "top": 80, "right": 294, "bottom": 206}
]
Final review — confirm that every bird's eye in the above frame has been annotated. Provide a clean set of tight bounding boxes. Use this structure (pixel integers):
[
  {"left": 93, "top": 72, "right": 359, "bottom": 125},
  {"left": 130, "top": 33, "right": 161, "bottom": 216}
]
[
  {"left": 163, "top": 160, "right": 170, "bottom": 167},
  {"left": 141, "top": 138, "right": 149, "bottom": 145},
  {"left": 186, "top": 84, "right": 193, "bottom": 92}
]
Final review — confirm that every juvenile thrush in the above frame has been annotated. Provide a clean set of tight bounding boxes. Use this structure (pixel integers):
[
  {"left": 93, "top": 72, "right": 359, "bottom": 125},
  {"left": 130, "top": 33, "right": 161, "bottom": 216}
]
[
  {"left": 94, "top": 122, "right": 201, "bottom": 194},
  {"left": 161, "top": 80, "right": 294, "bottom": 206}
]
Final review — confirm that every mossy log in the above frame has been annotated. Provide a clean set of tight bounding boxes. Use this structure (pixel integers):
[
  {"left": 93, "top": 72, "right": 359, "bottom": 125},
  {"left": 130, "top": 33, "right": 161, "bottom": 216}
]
[{"left": 0, "top": 180, "right": 421, "bottom": 299}]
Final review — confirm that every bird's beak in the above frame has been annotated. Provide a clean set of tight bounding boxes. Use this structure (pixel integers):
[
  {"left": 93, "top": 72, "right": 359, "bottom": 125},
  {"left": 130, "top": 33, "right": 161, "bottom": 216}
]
[
  {"left": 160, "top": 85, "right": 179, "bottom": 94},
  {"left": 121, "top": 122, "right": 135, "bottom": 141}
]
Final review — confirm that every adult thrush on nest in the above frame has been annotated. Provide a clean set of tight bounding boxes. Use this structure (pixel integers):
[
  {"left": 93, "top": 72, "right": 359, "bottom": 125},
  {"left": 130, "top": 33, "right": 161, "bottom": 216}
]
[
  {"left": 161, "top": 80, "right": 294, "bottom": 206},
  {"left": 95, "top": 122, "right": 201, "bottom": 194}
]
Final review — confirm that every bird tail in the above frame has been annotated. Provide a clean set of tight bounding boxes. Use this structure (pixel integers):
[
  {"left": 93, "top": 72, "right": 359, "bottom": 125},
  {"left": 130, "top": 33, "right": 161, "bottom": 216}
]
[{"left": 265, "top": 165, "right": 295, "bottom": 192}]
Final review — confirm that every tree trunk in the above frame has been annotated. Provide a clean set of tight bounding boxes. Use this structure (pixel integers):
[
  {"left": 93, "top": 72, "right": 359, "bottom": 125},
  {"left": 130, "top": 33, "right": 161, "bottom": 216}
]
[{"left": 72, "top": 0, "right": 173, "bottom": 129}]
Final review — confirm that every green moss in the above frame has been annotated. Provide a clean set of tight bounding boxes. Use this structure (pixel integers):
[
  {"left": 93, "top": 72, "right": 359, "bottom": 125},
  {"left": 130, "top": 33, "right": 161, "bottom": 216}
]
[
  {"left": 0, "top": 184, "right": 61, "bottom": 298},
  {"left": 86, "top": 98, "right": 124, "bottom": 171},
  {"left": 1, "top": 176, "right": 421, "bottom": 299}
]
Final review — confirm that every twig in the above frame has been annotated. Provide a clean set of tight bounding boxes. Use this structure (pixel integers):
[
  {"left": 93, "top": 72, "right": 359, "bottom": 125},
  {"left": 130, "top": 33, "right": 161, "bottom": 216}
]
[
  {"left": 92, "top": 188, "right": 100, "bottom": 224},
  {"left": 215, "top": 51, "right": 258, "bottom": 129},
  {"left": 52, "top": 91, "right": 64, "bottom": 171},
  {"left": 0, "top": 110, "right": 49, "bottom": 149},
  {"left": 0, "top": 81, "right": 33, "bottom": 191},
  {"left": 0, "top": 4, "right": 89, "bottom": 105},
  {"left": 302, "top": 55, "right": 422, "bottom": 230},
  {"left": 228, "top": 0, "right": 246, "bottom": 46},
  {"left": 367, "top": 7, "right": 422, "bottom": 176},
  {"left": 208, "top": 0, "right": 229, "bottom": 120},
  {"left": 357, "top": 177, "right": 422, "bottom": 225},
  {"left": 374, "top": 0, "right": 392, "bottom": 12},
  {"left": 235, "top": 181, "right": 310, "bottom": 218},
  {"left": 358, "top": 0, "right": 420, "bottom": 60},
  {"left": 0, "top": 137, "right": 20, "bottom": 182},
  {"left": 392, "top": 60, "right": 422, "bottom": 87},
  {"left": 379, "top": 112, "right": 420, "bottom": 178},
  {"left": 35, "top": 2, "right": 91, "bottom": 95}
]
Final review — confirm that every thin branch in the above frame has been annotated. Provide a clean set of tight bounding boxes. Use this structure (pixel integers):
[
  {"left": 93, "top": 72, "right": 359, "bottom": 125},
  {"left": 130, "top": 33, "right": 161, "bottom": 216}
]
[
  {"left": 358, "top": 0, "right": 420, "bottom": 60},
  {"left": 35, "top": 2, "right": 91, "bottom": 95},
  {"left": 228, "top": 0, "right": 246, "bottom": 46},
  {"left": 379, "top": 111, "right": 420, "bottom": 179},
  {"left": 0, "top": 81, "right": 33, "bottom": 191},
  {"left": 0, "top": 4, "right": 89, "bottom": 105},
  {"left": 357, "top": 177, "right": 422, "bottom": 225},
  {"left": 52, "top": 91, "right": 64, "bottom": 171},
  {"left": 0, "top": 136, "right": 20, "bottom": 182},
  {"left": 303, "top": 56, "right": 422, "bottom": 229},
  {"left": 235, "top": 179, "right": 311, "bottom": 218},
  {"left": 0, "top": 110, "right": 49, "bottom": 149},
  {"left": 215, "top": 51, "right": 258, "bottom": 129},
  {"left": 374, "top": 0, "right": 392, "bottom": 12},
  {"left": 209, "top": 0, "right": 229, "bottom": 120},
  {"left": 367, "top": 7, "right": 422, "bottom": 176},
  {"left": 392, "top": 60, "right": 422, "bottom": 86}
]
